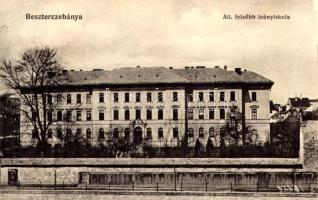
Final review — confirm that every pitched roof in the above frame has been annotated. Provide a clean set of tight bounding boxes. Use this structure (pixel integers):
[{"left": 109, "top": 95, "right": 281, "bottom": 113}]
[
  {"left": 56, "top": 66, "right": 274, "bottom": 86},
  {"left": 288, "top": 97, "right": 311, "bottom": 108}
]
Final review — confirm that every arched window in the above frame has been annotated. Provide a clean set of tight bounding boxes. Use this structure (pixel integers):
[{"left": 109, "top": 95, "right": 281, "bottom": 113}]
[
  {"left": 99, "top": 128, "right": 104, "bottom": 139},
  {"left": 188, "top": 128, "right": 194, "bottom": 137},
  {"left": 47, "top": 129, "right": 52, "bottom": 139},
  {"left": 173, "top": 128, "right": 179, "bottom": 138},
  {"left": 76, "top": 128, "right": 82, "bottom": 137},
  {"left": 146, "top": 128, "right": 152, "bottom": 138},
  {"left": 158, "top": 128, "right": 163, "bottom": 138},
  {"left": 124, "top": 128, "right": 130, "bottom": 139},
  {"left": 86, "top": 128, "right": 92, "bottom": 139},
  {"left": 113, "top": 128, "right": 119, "bottom": 138},
  {"left": 209, "top": 127, "right": 214, "bottom": 137},
  {"left": 199, "top": 127, "right": 204, "bottom": 138}
]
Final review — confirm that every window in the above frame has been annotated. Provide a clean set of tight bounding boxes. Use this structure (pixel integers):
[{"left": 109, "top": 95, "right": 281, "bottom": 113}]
[
  {"left": 251, "top": 108, "right": 257, "bottom": 119},
  {"left": 56, "top": 94, "right": 63, "bottom": 104},
  {"left": 147, "top": 109, "right": 152, "bottom": 120},
  {"left": 124, "top": 128, "right": 130, "bottom": 139},
  {"left": 99, "top": 110, "right": 104, "bottom": 120},
  {"left": 188, "top": 128, "right": 194, "bottom": 138},
  {"left": 158, "top": 109, "right": 163, "bottom": 120},
  {"left": 57, "top": 110, "right": 62, "bottom": 121},
  {"left": 113, "top": 93, "right": 119, "bottom": 102},
  {"left": 230, "top": 91, "right": 235, "bottom": 101},
  {"left": 199, "top": 127, "right": 204, "bottom": 138},
  {"left": 113, "top": 128, "right": 119, "bottom": 138},
  {"left": 220, "top": 108, "right": 225, "bottom": 119},
  {"left": 67, "top": 94, "right": 72, "bottom": 104},
  {"left": 158, "top": 128, "right": 163, "bottom": 138},
  {"left": 209, "top": 127, "right": 214, "bottom": 137},
  {"left": 66, "top": 129, "right": 72, "bottom": 138},
  {"left": 76, "top": 94, "right": 81, "bottom": 103},
  {"left": 135, "top": 109, "right": 141, "bottom": 120},
  {"left": 57, "top": 128, "right": 62, "bottom": 139},
  {"left": 32, "top": 129, "right": 37, "bottom": 139},
  {"left": 173, "top": 92, "right": 178, "bottom": 101},
  {"left": 136, "top": 93, "right": 141, "bottom": 102},
  {"left": 86, "top": 94, "right": 92, "bottom": 104},
  {"left": 86, "top": 110, "right": 92, "bottom": 121},
  {"left": 209, "top": 92, "right": 214, "bottom": 102},
  {"left": 47, "top": 111, "right": 53, "bottom": 122},
  {"left": 86, "top": 128, "right": 92, "bottom": 139},
  {"left": 230, "top": 107, "right": 236, "bottom": 116},
  {"left": 173, "top": 109, "right": 178, "bottom": 120},
  {"left": 125, "top": 110, "right": 130, "bottom": 120},
  {"left": 220, "top": 92, "right": 225, "bottom": 102},
  {"left": 188, "top": 91, "right": 193, "bottom": 102},
  {"left": 158, "top": 92, "right": 163, "bottom": 102},
  {"left": 47, "top": 129, "right": 52, "bottom": 138},
  {"left": 125, "top": 93, "right": 129, "bottom": 102},
  {"left": 199, "top": 109, "right": 204, "bottom": 120},
  {"left": 147, "top": 93, "right": 152, "bottom": 102},
  {"left": 220, "top": 127, "right": 225, "bottom": 137},
  {"left": 146, "top": 128, "right": 152, "bottom": 138},
  {"left": 199, "top": 92, "right": 204, "bottom": 102},
  {"left": 99, "top": 93, "right": 104, "bottom": 103},
  {"left": 173, "top": 128, "right": 179, "bottom": 138},
  {"left": 76, "top": 128, "right": 82, "bottom": 137},
  {"left": 113, "top": 109, "right": 119, "bottom": 120},
  {"left": 188, "top": 109, "right": 194, "bottom": 120},
  {"left": 252, "top": 92, "right": 257, "bottom": 101},
  {"left": 209, "top": 109, "right": 214, "bottom": 119},
  {"left": 48, "top": 94, "right": 53, "bottom": 104},
  {"left": 66, "top": 110, "right": 72, "bottom": 121},
  {"left": 76, "top": 110, "right": 82, "bottom": 121},
  {"left": 99, "top": 128, "right": 104, "bottom": 139}
]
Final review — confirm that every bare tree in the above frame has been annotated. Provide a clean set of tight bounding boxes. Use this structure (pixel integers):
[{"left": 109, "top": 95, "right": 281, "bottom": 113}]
[{"left": 0, "top": 47, "right": 63, "bottom": 156}]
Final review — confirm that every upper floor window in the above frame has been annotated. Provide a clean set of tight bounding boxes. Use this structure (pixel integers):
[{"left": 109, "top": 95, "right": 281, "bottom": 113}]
[
  {"left": 76, "top": 128, "right": 82, "bottom": 138},
  {"left": 47, "top": 94, "right": 53, "bottom": 104},
  {"left": 147, "top": 109, "right": 152, "bottom": 120},
  {"left": 173, "top": 128, "right": 179, "bottom": 138},
  {"left": 124, "top": 128, "right": 130, "bottom": 139},
  {"left": 146, "top": 128, "right": 152, "bottom": 138},
  {"left": 76, "top": 110, "right": 82, "bottom": 121},
  {"left": 66, "top": 110, "right": 72, "bottom": 122},
  {"left": 99, "top": 93, "right": 104, "bottom": 103},
  {"left": 199, "top": 109, "right": 204, "bottom": 120},
  {"left": 47, "top": 129, "right": 52, "bottom": 139},
  {"left": 220, "top": 108, "right": 225, "bottom": 119},
  {"left": 57, "top": 128, "right": 63, "bottom": 139},
  {"left": 209, "top": 92, "right": 214, "bottom": 102},
  {"left": 86, "top": 94, "right": 92, "bottom": 104},
  {"left": 125, "top": 93, "right": 129, "bottom": 102},
  {"left": 113, "top": 109, "right": 119, "bottom": 120},
  {"left": 76, "top": 94, "right": 81, "bottom": 103},
  {"left": 86, "top": 128, "right": 92, "bottom": 139},
  {"left": 158, "top": 128, "right": 163, "bottom": 138},
  {"left": 86, "top": 110, "right": 92, "bottom": 121},
  {"left": 47, "top": 111, "right": 53, "bottom": 122},
  {"left": 158, "top": 109, "right": 164, "bottom": 120},
  {"left": 99, "top": 128, "right": 104, "bottom": 139},
  {"left": 252, "top": 92, "right": 257, "bottom": 101},
  {"left": 125, "top": 110, "right": 130, "bottom": 120},
  {"left": 188, "top": 108, "right": 194, "bottom": 120},
  {"left": 135, "top": 109, "right": 141, "bottom": 120},
  {"left": 220, "top": 92, "right": 225, "bottom": 102},
  {"left": 57, "top": 110, "right": 63, "bottom": 121},
  {"left": 173, "top": 109, "right": 178, "bottom": 120},
  {"left": 188, "top": 91, "right": 193, "bottom": 102},
  {"left": 230, "top": 91, "right": 235, "bottom": 101},
  {"left": 173, "top": 92, "right": 178, "bottom": 102},
  {"left": 113, "top": 128, "right": 119, "bottom": 138},
  {"left": 56, "top": 94, "right": 63, "bottom": 104},
  {"left": 147, "top": 92, "right": 152, "bottom": 102},
  {"left": 158, "top": 92, "right": 163, "bottom": 102},
  {"left": 209, "top": 127, "right": 214, "bottom": 137},
  {"left": 199, "top": 92, "right": 204, "bottom": 102},
  {"left": 113, "top": 93, "right": 119, "bottom": 102},
  {"left": 136, "top": 93, "right": 141, "bottom": 102},
  {"left": 67, "top": 94, "right": 72, "bottom": 104},
  {"left": 188, "top": 128, "right": 194, "bottom": 138},
  {"left": 251, "top": 108, "right": 257, "bottom": 119},
  {"left": 209, "top": 108, "right": 214, "bottom": 119},
  {"left": 99, "top": 110, "right": 104, "bottom": 120},
  {"left": 199, "top": 127, "right": 204, "bottom": 138}
]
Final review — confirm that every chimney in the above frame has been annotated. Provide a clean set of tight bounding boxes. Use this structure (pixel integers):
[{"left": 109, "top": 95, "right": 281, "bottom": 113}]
[
  {"left": 214, "top": 66, "right": 219, "bottom": 69},
  {"left": 235, "top": 68, "right": 242, "bottom": 75},
  {"left": 224, "top": 65, "right": 227, "bottom": 71},
  {"left": 70, "top": 69, "right": 75, "bottom": 72},
  {"left": 184, "top": 66, "right": 190, "bottom": 69},
  {"left": 169, "top": 67, "right": 173, "bottom": 69},
  {"left": 196, "top": 66, "right": 205, "bottom": 69}
]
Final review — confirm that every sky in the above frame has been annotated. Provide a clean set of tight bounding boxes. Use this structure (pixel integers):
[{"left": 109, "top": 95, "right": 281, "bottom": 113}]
[{"left": 0, "top": 0, "right": 317, "bottom": 104}]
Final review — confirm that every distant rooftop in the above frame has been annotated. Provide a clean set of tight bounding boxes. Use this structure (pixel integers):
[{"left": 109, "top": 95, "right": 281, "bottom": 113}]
[
  {"left": 288, "top": 97, "right": 311, "bottom": 108},
  {"left": 56, "top": 66, "right": 274, "bottom": 87}
]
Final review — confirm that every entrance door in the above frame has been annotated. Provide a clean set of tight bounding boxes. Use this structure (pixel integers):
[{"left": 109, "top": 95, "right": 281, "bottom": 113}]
[
  {"left": 133, "top": 127, "right": 143, "bottom": 144},
  {"left": 8, "top": 169, "right": 18, "bottom": 185}
]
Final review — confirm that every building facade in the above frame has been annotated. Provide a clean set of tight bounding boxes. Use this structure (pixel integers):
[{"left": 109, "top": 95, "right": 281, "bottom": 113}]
[{"left": 20, "top": 66, "right": 274, "bottom": 148}]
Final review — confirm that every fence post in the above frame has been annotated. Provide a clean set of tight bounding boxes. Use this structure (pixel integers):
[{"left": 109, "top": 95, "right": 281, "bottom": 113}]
[
  {"left": 132, "top": 181, "right": 134, "bottom": 190},
  {"left": 230, "top": 183, "right": 232, "bottom": 192},
  {"left": 156, "top": 181, "right": 159, "bottom": 192},
  {"left": 206, "top": 181, "right": 208, "bottom": 192}
]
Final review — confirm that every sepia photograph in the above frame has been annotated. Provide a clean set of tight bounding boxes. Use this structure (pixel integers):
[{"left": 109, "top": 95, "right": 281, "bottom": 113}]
[{"left": 0, "top": 0, "right": 317, "bottom": 199}]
